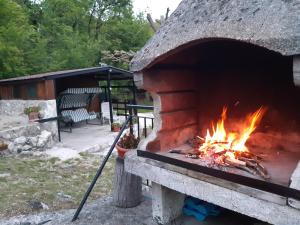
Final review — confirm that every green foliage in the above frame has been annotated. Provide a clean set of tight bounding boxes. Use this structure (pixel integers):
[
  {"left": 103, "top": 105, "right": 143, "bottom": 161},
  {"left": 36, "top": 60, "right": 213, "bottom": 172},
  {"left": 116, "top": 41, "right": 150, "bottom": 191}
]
[
  {"left": 0, "top": 0, "right": 153, "bottom": 79},
  {"left": 24, "top": 106, "right": 40, "bottom": 114},
  {"left": 0, "top": 0, "right": 33, "bottom": 78}
]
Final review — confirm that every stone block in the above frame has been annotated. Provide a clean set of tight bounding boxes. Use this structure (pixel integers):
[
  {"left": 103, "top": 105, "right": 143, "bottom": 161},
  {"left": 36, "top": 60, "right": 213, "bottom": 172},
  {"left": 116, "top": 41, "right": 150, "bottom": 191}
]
[
  {"left": 160, "top": 109, "right": 198, "bottom": 131},
  {"left": 142, "top": 69, "right": 196, "bottom": 93},
  {"left": 152, "top": 182, "right": 185, "bottom": 224},
  {"left": 159, "top": 91, "right": 196, "bottom": 113},
  {"left": 157, "top": 124, "right": 198, "bottom": 150}
]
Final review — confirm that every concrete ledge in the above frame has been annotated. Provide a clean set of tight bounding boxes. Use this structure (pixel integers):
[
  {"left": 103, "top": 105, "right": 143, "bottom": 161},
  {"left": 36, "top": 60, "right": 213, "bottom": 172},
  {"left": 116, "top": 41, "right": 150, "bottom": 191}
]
[
  {"left": 125, "top": 151, "right": 300, "bottom": 225},
  {"left": 289, "top": 161, "right": 300, "bottom": 209}
]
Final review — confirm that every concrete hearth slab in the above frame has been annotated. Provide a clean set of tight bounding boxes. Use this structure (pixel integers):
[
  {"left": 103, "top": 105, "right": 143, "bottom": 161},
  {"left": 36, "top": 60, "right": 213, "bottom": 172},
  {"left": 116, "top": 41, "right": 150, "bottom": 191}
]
[{"left": 125, "top": 151, "right": 300, "bottom": 225}]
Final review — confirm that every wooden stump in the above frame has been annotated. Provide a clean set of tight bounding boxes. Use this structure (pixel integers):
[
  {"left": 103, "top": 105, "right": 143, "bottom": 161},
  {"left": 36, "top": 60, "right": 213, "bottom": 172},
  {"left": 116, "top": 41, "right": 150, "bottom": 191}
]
[{"left": 112, "top": 156, "right": 142, "bottom": 208}]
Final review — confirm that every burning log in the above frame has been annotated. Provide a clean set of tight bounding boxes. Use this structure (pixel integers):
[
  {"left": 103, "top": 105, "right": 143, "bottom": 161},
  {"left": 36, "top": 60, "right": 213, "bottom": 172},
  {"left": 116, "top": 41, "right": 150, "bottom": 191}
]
[
  {"left": 224, "top": 157, "right": 246, "bottom": 167},
  {"left": 176, "top": 106, "right": 270, "bottom": 180}
]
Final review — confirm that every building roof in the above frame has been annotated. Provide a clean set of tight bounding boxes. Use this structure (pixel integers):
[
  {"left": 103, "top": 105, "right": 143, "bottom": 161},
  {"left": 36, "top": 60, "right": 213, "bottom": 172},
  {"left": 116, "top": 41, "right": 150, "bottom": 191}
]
[
  {"left": 130, "top": 0, "right": 300, "bottom": 72},
  {"left": 0, "top": 66, "right": 133, "bottom": 84}
]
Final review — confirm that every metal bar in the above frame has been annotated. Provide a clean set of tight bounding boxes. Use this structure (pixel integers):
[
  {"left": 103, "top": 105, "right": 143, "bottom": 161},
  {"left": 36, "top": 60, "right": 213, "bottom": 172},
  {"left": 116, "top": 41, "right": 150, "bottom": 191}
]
[
  {"left": 104, "top": 87, "right": 107, "bottom": 101},
  {"left": 151, "top": 118, "right": 154, "bottom": 129},
  {"left": 99, "top": 85, "right": 134, "bottom": 89},
  {"left": 132, "top": 80, "right": 137, "bottom": 116},
  {"left": 124, "top": 102, "right": 127, "bottom": 120},
  {"left": 72, "top": 116, "right": 132, "bottom": 222},
  {"left": 129, "top": 107, "right": 133, "bottom": 134},
  {"left": 107, "top": 69, "right": 114, "bottom": 126},
  {"left": 137, "top": 150, "right": 300, "bottom": 201},
  {"left": 57, "top": 119, "right": 61, "bottom": 142},
  {"left": 127, "top": 104, "right": 154, "bottom": 110},
  {"left": 137, "top": 117, "right": 140, "bottom": 139},
  {"left": 135, "top": 116, "right": 153, "bottom": 119},
  {"left": 144, "top": 117, "right": 147, "bottom": 138}
]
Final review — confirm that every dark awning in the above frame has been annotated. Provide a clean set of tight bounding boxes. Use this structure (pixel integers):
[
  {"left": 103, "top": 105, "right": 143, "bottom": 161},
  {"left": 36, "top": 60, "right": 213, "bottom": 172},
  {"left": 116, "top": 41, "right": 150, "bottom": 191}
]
[{"left": 0, "top": 66, "right": 133, "bottom": 85}]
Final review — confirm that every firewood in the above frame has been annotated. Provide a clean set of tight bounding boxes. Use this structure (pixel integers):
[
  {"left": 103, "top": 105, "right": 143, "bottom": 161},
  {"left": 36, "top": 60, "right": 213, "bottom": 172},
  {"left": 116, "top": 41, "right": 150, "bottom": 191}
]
[
  {"left": 256, "top": 163, "right": 270, "bottom": 179},
  {"left": 212, "top": 141, "right": 229, "bottom": 145},
  {"left": 237, "top": 157, "right": 258, "bottom": 164},
  {"left": 196, "top": 136, "right": 205, "bottom": 141},
  {"left": 214, "top": 149, "right": 227, "bottom": 154},
  {"left": 256, "top": 166, "right": 270, "bottom": 180},
  {"left": 237, "top": 165, "right": 257, "bottom": 175},
  {"left": 168, "top": 149, "right": 185, "bottom": 154},
  {"left": 224, "top": 157, "right": 246, "bottom": 167},
  {"left": 239, "top": 151, "right": 263, "bottom": 160}
]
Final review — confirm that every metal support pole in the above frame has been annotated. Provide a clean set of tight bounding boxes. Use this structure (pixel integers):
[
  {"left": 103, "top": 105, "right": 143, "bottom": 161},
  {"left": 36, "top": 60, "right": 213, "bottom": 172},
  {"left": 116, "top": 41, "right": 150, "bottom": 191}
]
[
  {"left": 129, "top": 107, "right": 133, "bottom": 135},
  {"left": 132, "top": 80, "right": 137, "bottom": 116},
  {"left": 72, "top": 116, "right": 132, "bottom": 222},
  {"left": 107, "top": 69, "right": 114, "bottom": 128},
  {"left": 57, "top": 119, "right": 61, "bottom": 142},
  {"left": 144, "top": 117, "right": 147, "bottom": 137}
]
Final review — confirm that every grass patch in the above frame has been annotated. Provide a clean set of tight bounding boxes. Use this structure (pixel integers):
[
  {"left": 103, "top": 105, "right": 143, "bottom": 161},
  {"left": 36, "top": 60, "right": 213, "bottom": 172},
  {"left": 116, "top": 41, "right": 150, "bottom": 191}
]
[{"left": 0, "top": 154, "right": 115, "bottom": 218}]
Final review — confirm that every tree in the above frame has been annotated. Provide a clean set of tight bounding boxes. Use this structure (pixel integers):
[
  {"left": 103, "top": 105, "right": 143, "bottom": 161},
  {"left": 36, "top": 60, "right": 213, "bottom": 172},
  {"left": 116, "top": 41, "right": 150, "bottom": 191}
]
[
  {"left": 0, "top": 0, "right": 35, "bottom": 78},
  {"left": 0, "top": 0, "right": 153, "bottom": 79}
]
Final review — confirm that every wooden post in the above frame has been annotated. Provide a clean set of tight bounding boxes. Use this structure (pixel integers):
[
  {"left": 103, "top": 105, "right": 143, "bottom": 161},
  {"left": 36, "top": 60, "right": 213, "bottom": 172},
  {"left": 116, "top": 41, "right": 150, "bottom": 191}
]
[{"left": 112, "top": 157, "right": 142, "bottom": 208}]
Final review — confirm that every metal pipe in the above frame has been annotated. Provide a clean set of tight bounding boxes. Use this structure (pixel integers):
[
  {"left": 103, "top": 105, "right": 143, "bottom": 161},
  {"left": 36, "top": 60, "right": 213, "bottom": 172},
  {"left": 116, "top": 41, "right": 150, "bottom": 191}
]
[{"left": 72, "top": 116, "right": 132, "bottom": 222}]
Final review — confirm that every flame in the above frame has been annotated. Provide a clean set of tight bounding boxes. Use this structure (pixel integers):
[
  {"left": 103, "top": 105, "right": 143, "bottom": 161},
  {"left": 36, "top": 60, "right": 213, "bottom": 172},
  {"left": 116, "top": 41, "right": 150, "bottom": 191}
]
[{"left": 199, "top": 106, "right": 267, "bottom": 158}]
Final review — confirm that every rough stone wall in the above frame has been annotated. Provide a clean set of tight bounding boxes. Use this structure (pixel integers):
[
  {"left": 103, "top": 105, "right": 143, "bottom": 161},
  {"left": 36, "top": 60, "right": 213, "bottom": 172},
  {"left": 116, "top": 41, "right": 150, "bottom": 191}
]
[
  {"left": 0, "top": 100, "right": 57, "bottom": 118},
  {"left": 136, "top": 69, "right": 198, "bottom": 151},
  {"left": 0, "top": 100, "right": 58, "bottom": 153}
]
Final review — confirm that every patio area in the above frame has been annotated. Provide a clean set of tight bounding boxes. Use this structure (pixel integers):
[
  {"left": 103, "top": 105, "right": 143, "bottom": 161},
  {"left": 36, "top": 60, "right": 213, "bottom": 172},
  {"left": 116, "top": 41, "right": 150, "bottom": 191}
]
[{"left": 47, "top": 123, "right": 119, "bottom": 160}]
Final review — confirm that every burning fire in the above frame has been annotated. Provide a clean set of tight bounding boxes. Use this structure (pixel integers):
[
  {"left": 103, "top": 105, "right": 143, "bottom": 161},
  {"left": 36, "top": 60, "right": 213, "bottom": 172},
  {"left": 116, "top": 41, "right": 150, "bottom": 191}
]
[{"left": 199, "top": 106, "right": 267, "bottom": 160}]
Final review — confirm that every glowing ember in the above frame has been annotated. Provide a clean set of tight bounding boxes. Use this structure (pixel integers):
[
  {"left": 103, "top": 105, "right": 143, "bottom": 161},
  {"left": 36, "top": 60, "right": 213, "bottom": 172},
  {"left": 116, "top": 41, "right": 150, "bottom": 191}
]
[{"left": 199, "top": 106, "right": 267, "bottom": 160}]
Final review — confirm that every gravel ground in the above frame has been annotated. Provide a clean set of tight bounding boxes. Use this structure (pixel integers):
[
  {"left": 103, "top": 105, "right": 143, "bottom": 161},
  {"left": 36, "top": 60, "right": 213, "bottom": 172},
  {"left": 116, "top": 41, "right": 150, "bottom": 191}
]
[
  {"left": 0, "top": 195, "right": 156, "bottom": 225},
  {"left": 0, "top": 194, "right": 266, "bottom": 225}
]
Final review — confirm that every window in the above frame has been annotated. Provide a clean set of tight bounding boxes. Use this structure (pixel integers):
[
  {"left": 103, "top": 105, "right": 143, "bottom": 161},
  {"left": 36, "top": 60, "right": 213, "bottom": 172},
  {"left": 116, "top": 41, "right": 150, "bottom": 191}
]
[
  {"left": 13, "top": 85, "right": 21, "bottom": 99},
  {"left": 27, "top": 84, "right": 37, "bottom": 99}
]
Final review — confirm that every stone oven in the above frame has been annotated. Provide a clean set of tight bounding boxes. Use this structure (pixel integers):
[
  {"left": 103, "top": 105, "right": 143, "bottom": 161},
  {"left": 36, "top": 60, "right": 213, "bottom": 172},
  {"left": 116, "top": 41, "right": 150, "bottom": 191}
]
[{"left": 126, "top": 1, "right": 300, "bottom": 224}]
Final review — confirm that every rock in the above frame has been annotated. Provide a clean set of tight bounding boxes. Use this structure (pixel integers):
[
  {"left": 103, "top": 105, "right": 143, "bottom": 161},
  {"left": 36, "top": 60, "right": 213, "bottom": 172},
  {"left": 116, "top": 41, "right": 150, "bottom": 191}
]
[
  {"left": 57, "top": 192, "right": 72, "bottom": 200},
  {"left": 27, "top": 137, "right": 38, "bottom": 146},
  {"left": 37, "top": 131, "right": 52, "bottom": 149},
  {"left": 15, "top": 136, "right": 27, "bottom": 145},
  {"left": 0, "top": 173, "right": 10, "bottom": 178},
  {"left": 7, "top": 130, "right": 53, "bottom": 154},
  {"left": 20, "top": 222, "right": 31, "bottom": 225},
  {"left": 28, "top": 200, "right": 49, "bottom": 211},
  {"left": 8, "top": 142, "right": 14, "bottom": 152},
  {"left": 22, "top": 145, "right": 32, "bottom": 151},
  {"left": 28, "top": 200, "right": 43, "bottom": 210},
  {"left": 41, "top": 202, "right": 49, "bottom": 210}
]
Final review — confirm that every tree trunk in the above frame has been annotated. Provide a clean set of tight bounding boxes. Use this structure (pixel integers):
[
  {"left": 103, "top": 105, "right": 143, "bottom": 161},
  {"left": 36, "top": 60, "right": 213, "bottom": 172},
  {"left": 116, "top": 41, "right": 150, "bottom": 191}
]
[{"left": 112, "top": 156, "right": 142, "bottom": 208}]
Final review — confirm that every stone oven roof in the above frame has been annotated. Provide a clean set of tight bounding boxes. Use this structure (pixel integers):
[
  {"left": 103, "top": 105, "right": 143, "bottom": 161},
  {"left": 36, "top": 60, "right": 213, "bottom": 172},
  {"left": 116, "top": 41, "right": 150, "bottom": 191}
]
[{"left": 131, "top": 0, "right": 300, "bottom": 72}]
